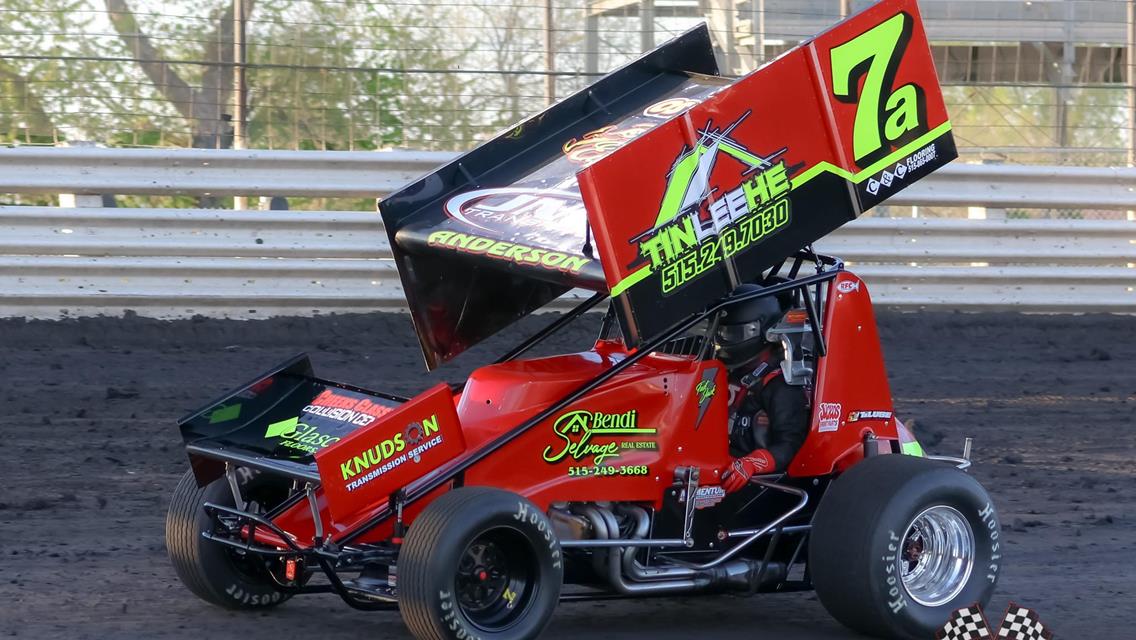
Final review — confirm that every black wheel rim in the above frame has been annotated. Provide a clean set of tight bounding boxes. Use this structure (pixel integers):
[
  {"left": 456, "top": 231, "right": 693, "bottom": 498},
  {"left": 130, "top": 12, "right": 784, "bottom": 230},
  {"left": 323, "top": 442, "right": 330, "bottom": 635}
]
[{"left": 455, "top": 527, "right": 537, "bottom": 631}]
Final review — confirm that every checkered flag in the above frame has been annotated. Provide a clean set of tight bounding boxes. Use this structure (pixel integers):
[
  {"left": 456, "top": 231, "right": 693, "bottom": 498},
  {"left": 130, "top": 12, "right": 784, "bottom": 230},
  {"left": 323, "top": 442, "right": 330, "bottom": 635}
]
[
  {"left": 996, "top": 604, "right": 1053, "bottom": 640},
  {"left": 938, "top": 605, "right": 993, "bottom": 640}
]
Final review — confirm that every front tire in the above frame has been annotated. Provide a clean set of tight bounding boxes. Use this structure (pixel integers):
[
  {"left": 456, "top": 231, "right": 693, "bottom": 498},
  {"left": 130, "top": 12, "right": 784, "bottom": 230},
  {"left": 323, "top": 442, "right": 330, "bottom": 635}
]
[
  {"left": 399, "top": 487, "right": 563, "bottom": 640},
  {"left": 809, "top": 454, "right": 1001, "bottom": 639},
  {"left": 166, "top": 468, "right": 292, "bottom": 610}
]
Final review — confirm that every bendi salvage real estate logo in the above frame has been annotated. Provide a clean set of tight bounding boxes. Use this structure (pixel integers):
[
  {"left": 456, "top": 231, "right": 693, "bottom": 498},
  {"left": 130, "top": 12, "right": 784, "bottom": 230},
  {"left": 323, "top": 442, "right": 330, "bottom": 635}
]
[
  {"left": 543, "top": 409, "right": 657, "bottom": 466},
  {"left": 633, "top": 111, "right": 793, "bottom": 295}
]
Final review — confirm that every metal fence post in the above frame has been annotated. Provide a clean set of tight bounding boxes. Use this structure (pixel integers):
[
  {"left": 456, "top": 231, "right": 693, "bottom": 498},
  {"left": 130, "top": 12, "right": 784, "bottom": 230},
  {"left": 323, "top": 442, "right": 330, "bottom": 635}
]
[
  {"left": 752, "top": 0, "right": 764, "bottom": 68},
  {"left": 1130, "top": 0, "right": 1136, "bottom": 167},
  {"left": 232, "top": 0, "right": 248, "bottom": 211},
  {"left": 640, "top": 0, "right": 655, "bottom": 53},
  {"left": 1128, "top": 0, "right": 1134, "bottom": 220},
  {"left": 545, "top": 0, "right": 556, "bottom": 105},
  {"left": 56, "top": 142, "right": 106, "bottom": 208}
]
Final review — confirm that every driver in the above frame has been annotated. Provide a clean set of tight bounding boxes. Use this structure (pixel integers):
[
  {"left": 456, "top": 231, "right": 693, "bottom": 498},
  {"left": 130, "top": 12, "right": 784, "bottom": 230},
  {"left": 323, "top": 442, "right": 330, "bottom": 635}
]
[{"left": 714, "top": 284, "right": 810, "bottom": 493}]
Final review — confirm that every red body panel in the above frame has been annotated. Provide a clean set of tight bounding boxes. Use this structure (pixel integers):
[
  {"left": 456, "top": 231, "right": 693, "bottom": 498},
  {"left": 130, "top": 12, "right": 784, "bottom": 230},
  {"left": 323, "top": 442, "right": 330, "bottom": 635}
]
[
  {"left": 459, "top": 345, "right": 730, "bottom": 509},
  {"left": 259, "top": 270, "right": 903, "bottom": 549},
  {"left": 314, "top": 383, "right": 465, "bottom": 524},
  {"left": 789, "top": 272, "right": 899, "bottom": 476},
  {"left": 578, "top": 0, "right": 952, "bottom": 344},
  {"left": 809, "top": 0, "right": 950, "bottom": 174},
  {"left": 262, "top": 345, "right": 731, "bottom": 546},
  {"left": 241, "top": 0, "right": 947, "bottom": 552}
]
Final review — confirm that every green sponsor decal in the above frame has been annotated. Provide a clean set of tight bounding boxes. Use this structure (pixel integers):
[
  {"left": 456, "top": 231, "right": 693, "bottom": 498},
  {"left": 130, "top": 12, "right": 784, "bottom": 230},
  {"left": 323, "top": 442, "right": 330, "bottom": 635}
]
[
  {"left": 829, "top": 11, "right": 926, "bottom": 167},
  {"left": 340, "top": 414, "right": 441, "bottom": 481},
  {"left": 789, "top": 120, "right": 951, "bottom": 189},
  {"left": 695, "top": 379, "right": 716, "bottom": 404},
  {"left": 618, "top": 112, "right": 794, "bottom": 299},
  {"left": 265, "top": 416, "right": 299, "bottom": 439},
  {"left": 208, "top": 403, "right": 242, "bottom": 424},
  {"left": 654, "top": 138, "right": 774, "bottom": 228},
  {"left": 611, "top": 158, "right": 793, "bottom": 298},
  {"left": 694, "top": 367, "right": 719, "bottom": 429},
  {"left": 264, "top": 416, "right": 344, "bottom": 455},
  {"left": 543, "top": 410, "right": 656, "bottom": 466},
  {"left": 901, "top": 440, "right": 926, "bottom": 457}
]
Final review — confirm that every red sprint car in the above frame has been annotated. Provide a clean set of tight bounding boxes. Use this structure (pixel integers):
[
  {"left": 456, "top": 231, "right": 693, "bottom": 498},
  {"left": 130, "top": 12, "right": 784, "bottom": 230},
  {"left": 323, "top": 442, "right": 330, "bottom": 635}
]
[{"left": 168, "top": 2, "right": 1001, "bottom": 638}]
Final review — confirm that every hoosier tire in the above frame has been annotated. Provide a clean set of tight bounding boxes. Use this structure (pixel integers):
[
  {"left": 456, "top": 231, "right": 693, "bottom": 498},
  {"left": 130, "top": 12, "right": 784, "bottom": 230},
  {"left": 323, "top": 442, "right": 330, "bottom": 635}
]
[
  {"left": 399, "top": 487, "right": 563, "bottom": 640},
  {"left": 166, "top": 468, "right": 291, "bottom": 610},
  {"left": 809, "top": 454, "right": 1002, "bottom": 639}
]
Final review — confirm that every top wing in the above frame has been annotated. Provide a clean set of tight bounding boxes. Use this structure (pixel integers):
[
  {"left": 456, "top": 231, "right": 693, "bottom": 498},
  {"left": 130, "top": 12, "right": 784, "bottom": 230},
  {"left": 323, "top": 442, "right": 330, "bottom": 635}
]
[
  {"left": 380, "top": 0, "right": 954, "bottom": 367},
  {"left": 379, "top": 25, "right": 722, "bottom": 369},
  {"left": 578, "top": 0, "right": 954, "bottom": 344}
]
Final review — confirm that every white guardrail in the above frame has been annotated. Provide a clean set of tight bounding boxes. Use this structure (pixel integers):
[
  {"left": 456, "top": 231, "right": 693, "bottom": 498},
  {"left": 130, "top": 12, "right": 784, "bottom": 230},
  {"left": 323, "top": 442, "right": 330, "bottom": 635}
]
[
  {"left": 0, "top": 148, "right": 1134, "bottom": 318},
  {"left": 3, "top": 147, "right": 1136, "bottom": 207}
]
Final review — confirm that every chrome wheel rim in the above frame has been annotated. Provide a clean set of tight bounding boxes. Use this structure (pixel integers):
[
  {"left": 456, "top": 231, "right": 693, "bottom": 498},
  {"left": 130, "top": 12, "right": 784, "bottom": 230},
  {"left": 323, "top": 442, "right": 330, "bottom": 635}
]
[{"left": 898, "top": 505, "right": 975, "bottom": 607}]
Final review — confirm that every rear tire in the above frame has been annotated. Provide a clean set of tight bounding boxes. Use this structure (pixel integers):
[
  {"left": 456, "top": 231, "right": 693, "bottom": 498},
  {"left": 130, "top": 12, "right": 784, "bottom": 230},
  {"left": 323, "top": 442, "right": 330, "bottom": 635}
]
[
  {"left": 166, "top": 468, "right": 292, "bottom": 610},
  {"left": 399, "top": 487, "right": 563, "bottom": 640},
  {"left": 809, "top": 454, "right": 1001, "bottom": 639}
]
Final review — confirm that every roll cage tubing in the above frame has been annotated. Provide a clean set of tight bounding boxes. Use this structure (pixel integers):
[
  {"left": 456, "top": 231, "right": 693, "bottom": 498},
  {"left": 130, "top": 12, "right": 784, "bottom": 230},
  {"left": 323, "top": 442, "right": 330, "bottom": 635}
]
[{"left": 339, "top": 248, "right": 842, "bottom": 545}]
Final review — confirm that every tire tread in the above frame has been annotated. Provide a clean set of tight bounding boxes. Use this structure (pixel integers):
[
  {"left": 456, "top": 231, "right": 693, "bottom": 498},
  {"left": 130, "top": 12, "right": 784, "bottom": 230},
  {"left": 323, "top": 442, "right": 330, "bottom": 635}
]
[
  {"left": 165, "top": 469, "right": 289, "bottom": 610},
  {"left": 809, "top": 455, "right": 995, "bottom": 639},
  {"left": 399, "top": 487, "right": 560, "bottom": 640}
]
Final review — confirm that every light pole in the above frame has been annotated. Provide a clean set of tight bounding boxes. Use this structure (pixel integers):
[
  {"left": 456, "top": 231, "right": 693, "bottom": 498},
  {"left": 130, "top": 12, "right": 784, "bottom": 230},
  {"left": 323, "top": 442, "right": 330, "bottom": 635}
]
[
  {"left": 233, "top": 0, "right": 248, "bottom": 210},
  {"left": 1128, "top": 0, "right": 1134, "bottom": 168},
  {"left": 545, "top": 0, "right": 556, "bottom": 105}
]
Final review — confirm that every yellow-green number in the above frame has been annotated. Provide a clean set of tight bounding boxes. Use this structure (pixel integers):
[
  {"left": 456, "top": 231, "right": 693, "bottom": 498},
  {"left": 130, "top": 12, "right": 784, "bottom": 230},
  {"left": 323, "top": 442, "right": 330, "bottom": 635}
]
[{"left": 829, "top": 12, "right": 924, "bottom": 166}]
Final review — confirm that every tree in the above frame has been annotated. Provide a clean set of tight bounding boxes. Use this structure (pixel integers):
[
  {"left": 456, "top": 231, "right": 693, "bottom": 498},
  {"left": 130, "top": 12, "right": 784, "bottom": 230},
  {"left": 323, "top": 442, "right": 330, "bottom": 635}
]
[
  {"left": 0, "top": 0, "right": 135, "bottom": 143},
  {"left": 104, "top": 0, "right": 242, "bottom": 149},
  {"left": 0, "top": 61, "right": 55, "bottom": 143},
  {"left": 0, "top": 0, "right": 581, "bottom": 154},
  {"left": 246, "top": 1, "right": 405, "bottom": 150}
]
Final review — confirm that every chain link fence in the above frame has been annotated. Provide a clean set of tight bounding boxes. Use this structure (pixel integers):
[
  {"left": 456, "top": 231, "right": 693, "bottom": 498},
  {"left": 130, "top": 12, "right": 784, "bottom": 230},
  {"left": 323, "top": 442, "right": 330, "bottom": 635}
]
[{"left": 0, "top": 0, "right": 1133, "bottom": 218}]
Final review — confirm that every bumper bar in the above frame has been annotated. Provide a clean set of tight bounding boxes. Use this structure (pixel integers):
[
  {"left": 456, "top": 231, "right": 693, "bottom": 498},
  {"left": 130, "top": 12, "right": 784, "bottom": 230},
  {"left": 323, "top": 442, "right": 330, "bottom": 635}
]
[
  {"left": 201, "top": 501, "right": 398, "bottom": 611},
  {"left": 188, "top": 443, "right": 322, "bottom": 484}
]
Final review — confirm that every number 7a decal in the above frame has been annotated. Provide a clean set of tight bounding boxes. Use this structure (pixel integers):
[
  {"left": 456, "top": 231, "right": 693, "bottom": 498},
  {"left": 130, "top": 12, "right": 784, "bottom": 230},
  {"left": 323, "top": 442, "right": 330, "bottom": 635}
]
[{"left": 829, "top": 12, "right": 927, "bottom": 168}]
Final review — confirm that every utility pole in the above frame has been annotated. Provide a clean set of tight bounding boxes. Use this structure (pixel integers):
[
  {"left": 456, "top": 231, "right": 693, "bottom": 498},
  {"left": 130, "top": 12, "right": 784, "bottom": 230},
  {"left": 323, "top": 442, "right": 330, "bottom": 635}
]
[
  {"left": 545, "top": 0, "right": 556, "bottom": 105},
  {"left": 1055, "top": 0, "right": 1075, "bottom": 150},
  {"left": 1127, "top": 0, "right": 1134, "bottom": 220},
  {"left": 752, "top": 0, "right": 764, "bottom": 68},
  {"left": 232, "top": 0, "right": 248, "bottom": 210},
  {"left": 640, "top": 0, "right": 654, "bottom": 53},
  {"left": 723, "top": 0, "right": 737, "bottom": 74},
  {"left": 585, "top": 9, "right": 599, "bottom": 76},
  {"left": 1128, "top": 0, "right": 1135, "bottom": 168}
]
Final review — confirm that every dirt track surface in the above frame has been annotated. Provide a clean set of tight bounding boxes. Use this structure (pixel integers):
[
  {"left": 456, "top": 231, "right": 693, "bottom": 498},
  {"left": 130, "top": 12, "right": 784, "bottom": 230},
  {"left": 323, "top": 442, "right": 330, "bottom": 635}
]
[{"left": 1, "top": 310, "right": 1133, "bottom": 639}]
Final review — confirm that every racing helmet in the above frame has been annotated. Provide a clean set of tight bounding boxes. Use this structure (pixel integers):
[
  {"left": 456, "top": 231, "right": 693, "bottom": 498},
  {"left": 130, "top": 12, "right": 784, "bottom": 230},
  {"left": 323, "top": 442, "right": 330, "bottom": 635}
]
[{"left": 714, "top": 283, "right": 787, "bottom": 367}]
